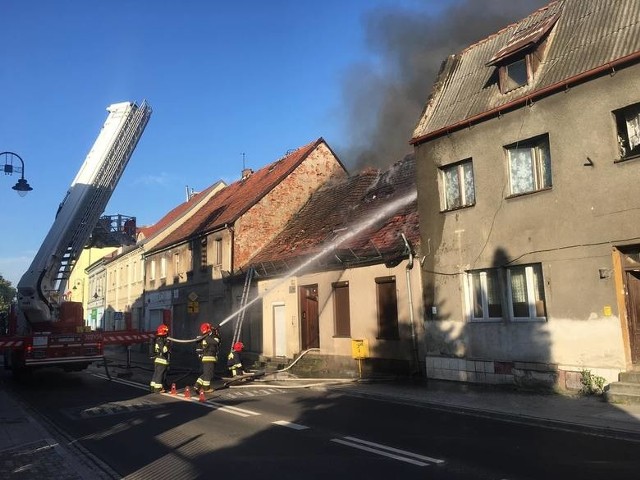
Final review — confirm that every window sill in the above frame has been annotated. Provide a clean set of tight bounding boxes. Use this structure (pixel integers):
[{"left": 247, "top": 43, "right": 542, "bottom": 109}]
[
  {"left": 614, "top": 153, "right": 640, "bottom": 164},
  {"left": 505, "top": 186, "right": 552, "bottom": 200},
  {"left": 512, "top": 317, "right": 547, "bottom": 323},
  {"left": 469, "top": 318, "right": 503, "bottom": 323},
  {"left": 440, "top": 203, "right": 475, "bottom": 214}
]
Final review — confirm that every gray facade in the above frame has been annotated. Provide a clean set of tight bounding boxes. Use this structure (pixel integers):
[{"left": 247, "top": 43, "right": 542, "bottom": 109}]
[{"left": 412, "top": 0, "right": 640, "bottom": 389}]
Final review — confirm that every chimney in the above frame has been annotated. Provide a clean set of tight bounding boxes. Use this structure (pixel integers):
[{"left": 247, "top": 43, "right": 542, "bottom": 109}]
[{"left": 241, "top": 168, "right": 254, "bottom": 180}]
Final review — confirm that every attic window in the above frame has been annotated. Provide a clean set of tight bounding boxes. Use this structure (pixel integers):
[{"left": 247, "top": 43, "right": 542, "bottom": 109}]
[
  {"left": 487, "top": 9, "right": 560, "bottom": 94},
  {"left": 502, "top": 57, "right": 529, "bottom": 92}
]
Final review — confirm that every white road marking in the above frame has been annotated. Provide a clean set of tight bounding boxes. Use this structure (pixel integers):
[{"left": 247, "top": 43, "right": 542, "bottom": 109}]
[
  {"left": 331, "top": 436, "right": 445, "bottom": 467},
  {"left": 91, "top": 373, "right": 261, "bottom": 417},
  {"left": 272, "top": 420, "right": 310, "bottom": 430}
]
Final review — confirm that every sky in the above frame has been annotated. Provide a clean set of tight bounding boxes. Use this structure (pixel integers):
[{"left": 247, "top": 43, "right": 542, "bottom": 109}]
[{"left": 0, "top": 0, "right": 548, "bottom": 287}]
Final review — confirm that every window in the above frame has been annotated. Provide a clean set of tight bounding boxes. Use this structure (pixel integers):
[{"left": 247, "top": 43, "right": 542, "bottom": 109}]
[
  {"left": 501, "top": 57, "right": 529, "bottom": 92},
  {"left": 506, "top": 134, "right": 551, "bottom": 195},
  {"left": 332, "top": 281, "right": 351, "bottom": 337},
  {"left": 200, "top": 237, "right": 208, "bottom": 270},
  {"left": 214, "top": 238, "right": 223, "bottom": 266},
  {"left": 150, "top": 260, "right": 156, "bottom": 281},
  {"left": 174, "top": 253, "right": 180, "bottom": 277},
  {"left": 466, "top": 263, "right": 546, "bottom": 322},
  {"left": 375, "top": 276, "right": 399, "bottom": 339},
  {"left": 614, "top": 102, "right": 640, "bottom": 159},
  {"left": 160, "top": 257, "right": 167, "bottom": 279},
  {"left": 469, "top": 269, "right": 503, "bottom": 321},
  {"left": 440, "top": 159, "right": 475, "bottom": 211}
]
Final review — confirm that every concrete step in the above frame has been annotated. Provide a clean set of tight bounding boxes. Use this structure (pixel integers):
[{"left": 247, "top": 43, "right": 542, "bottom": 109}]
[
  {"left": 605, "top": 390, "right": 640, "bottom": 405},
  {"left": 607, "top": 381, "right": 640, "bottom": 395},
  {"left": 619, "top": 370, "right": 640, "bottom": 383}
]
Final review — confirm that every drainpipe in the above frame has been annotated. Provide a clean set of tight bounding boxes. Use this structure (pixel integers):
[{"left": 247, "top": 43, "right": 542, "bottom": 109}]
[{"left": 401, "top": 233, "right": 421, "bottom": 376}]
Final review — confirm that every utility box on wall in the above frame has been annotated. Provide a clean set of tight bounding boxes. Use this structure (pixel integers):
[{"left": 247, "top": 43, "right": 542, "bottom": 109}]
[{"left": 351, "top": 339, "right": 369, "bottom": 359}]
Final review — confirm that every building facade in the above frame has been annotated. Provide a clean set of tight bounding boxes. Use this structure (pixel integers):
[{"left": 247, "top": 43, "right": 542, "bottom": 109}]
[{"left": 411, "top": 0, "right": 640, "bottom": 388}]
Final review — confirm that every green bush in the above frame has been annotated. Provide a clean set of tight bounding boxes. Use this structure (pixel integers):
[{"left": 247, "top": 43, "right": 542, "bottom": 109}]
[{"left": 580, "top": 369, "right": 606, "bottom": 396}]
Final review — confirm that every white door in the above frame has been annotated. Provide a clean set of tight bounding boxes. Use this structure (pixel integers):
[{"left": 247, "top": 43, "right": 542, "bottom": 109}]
[{"left": 273, "top": 304, "right": 286, "bottom": 357}]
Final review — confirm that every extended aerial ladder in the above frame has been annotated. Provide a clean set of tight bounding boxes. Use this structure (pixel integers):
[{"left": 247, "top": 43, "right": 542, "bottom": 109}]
[
  {"left": 17, "top": 101, "right": 151, "bottom": 328},
  {"left": 2, "top": 101, "right": 152, "bottom": 374}
]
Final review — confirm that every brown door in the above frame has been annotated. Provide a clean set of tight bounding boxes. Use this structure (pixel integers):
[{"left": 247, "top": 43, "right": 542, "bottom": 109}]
[
  {"left": 299, "top": 285, "right": 319, "bottom": 350},
  {"left": 625, "top": 271, "right": 640, "bottom": 364}
]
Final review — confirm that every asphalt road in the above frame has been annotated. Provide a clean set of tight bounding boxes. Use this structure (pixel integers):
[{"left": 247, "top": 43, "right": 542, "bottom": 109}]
[{"left": 4, "top": 368, "right": 639, "bottom": 480}]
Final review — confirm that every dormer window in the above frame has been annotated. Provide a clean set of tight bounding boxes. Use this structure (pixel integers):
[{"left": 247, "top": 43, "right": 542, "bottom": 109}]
[
  {"left": 487, "top": 9, "right": 560, "bottom": 94},
  {"left": 502, "top": 57, "right": 530, "bottom": 92}
]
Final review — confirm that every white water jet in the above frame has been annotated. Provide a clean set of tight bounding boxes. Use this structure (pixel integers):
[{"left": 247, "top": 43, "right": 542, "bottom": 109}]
[{"left": 219, "top": 187, "right": 417, "bottom": 327}]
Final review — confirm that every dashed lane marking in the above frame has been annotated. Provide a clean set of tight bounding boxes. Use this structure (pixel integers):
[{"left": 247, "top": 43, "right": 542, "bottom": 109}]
[
  {"left": 90, "top": 373, "right": 261, "bottom": 417},
  {"left": 331, "top": 436, "right": 445, "bottom": 467},
  {"left": 272, "top": 420, "right": 310, "bottom": 430}
]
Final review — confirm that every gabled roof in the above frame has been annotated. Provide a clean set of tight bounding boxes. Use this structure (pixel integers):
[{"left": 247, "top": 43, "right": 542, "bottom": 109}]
[
  {"left": 412, "top": 0, "right": 640, "bottom": 144},
  {"left": 248, "top": 154, "right": 418, "bottom": 277},
  {"left": 137, "top": 180, "right": 226, "bottom": 241},
  {"left": 148, "top": 138, "right": 335, "bottom": 254}
]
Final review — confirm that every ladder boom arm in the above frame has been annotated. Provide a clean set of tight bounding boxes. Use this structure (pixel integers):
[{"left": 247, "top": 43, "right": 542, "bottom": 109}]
[{"left": 17, "top": 101, "right": 152, "bottom": 325}]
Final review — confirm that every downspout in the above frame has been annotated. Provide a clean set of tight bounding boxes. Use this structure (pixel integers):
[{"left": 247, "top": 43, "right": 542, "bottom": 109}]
[{"left": 401, "top": 233, "right": 421, "bottom": 376}]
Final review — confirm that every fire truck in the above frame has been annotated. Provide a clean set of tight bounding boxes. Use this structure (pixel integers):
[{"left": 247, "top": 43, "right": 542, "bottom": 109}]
[{"left": 1, "top": 101, "right": 153, "bottom": 376}]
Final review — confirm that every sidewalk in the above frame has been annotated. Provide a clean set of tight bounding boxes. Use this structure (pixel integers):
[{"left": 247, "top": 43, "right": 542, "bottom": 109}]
[{"left": 2, "top": 349, "right": 640, "bottom": 478}]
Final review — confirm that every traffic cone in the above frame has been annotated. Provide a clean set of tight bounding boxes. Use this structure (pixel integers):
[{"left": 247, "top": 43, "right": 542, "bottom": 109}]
[
  {"left": 170, "top": 383, "right": 177, "bottom": 395},
  {"left": 184, "top": 386, "right": 191, "bottom": 399},
  {"left": 199, "top": 389, "right": 206, "bottom": 402}
]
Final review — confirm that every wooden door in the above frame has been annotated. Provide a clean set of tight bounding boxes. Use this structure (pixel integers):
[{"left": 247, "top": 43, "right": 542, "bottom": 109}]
[
  {"left": 299, "top": 285, "right": 319, "bottom": 350},
  {"left": 625, "top": 271, "right": 640, "bottom": 364}
]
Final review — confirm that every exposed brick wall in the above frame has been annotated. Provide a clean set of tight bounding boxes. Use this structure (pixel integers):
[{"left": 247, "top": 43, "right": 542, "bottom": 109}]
[{"left": 233, "top": 142, "right": 346, "bottom": 268}]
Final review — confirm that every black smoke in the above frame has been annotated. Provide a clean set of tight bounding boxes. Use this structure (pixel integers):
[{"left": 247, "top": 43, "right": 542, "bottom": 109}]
[{"left": 340, "top": 0, "right": 551, "bottom": 169}]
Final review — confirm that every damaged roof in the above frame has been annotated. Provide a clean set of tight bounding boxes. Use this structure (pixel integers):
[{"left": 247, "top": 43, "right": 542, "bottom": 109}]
[
  {"left": 412, "top": 0, "right": 640, "bottom": 144},
  {"left": 147, "top": 138, "right": 334, "bottom": 254},
  {"left": 248, "top": 154, "right": 419, "bottom": 278}
]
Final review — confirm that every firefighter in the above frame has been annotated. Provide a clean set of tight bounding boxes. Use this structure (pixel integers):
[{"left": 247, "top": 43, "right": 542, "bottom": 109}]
[
  {"left": 194, "top": 322, "right": 220, "bottom": 393},
  {"left": 150, "top": 324, "right": 171, "bottom": 393},
  {"left": 227, "top": 341, "right": 244, "bottom": 377}
]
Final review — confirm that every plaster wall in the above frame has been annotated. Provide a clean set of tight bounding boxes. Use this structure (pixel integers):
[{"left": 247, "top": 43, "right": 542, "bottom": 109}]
[{"left": 415, "top": 64, "right": 640, "bottom": 371}]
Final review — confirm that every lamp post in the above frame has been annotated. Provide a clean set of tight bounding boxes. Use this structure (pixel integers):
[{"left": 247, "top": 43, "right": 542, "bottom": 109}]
[{"left": 2, "top": 151, "right": 33, "bottom": 196}]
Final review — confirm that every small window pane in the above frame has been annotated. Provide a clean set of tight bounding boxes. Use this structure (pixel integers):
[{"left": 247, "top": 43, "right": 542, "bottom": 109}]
[
  {"left": 486, "top": 270, "right": 502, "bottom": 317},
  {"left": 441, "top": 159, "right": 475, "bottom": 210},
  {"left": 510, "top": 266, "right": 529, "bottom": 317},
  {"left": 507, "top": 135, "right": 552, "bottom": 195}
]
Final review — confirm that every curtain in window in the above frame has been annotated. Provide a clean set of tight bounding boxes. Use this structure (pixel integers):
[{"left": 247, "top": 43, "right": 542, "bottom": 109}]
[
  {"left": 471, "top": 272, "right": 483, "bottom": 318},
  {"left": 509, "top": 147, "right": 534, "bottom": 194},
  {"left": 510, "top": 266, "right": 529, "bottom": 317},
  {"left": 625, "top": 105, "right": 640, "bottom": 151},
  {"left": 444, "top": 167, "right": 461, "bottom": 208},
  {"left": 486, "top": 270, "right": 502, "bottom": 317}
]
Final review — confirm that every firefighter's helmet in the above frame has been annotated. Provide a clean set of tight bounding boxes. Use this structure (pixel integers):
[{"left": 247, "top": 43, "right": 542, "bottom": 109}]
[
  {"left": 200, "top": 322, "right": 212, "bottom": 335},
  {"left": 232, "top": 341, "right": 244, "bottom": 352},
  {"left": 156, "top": 324, "right": 169, "bottom": 336}
]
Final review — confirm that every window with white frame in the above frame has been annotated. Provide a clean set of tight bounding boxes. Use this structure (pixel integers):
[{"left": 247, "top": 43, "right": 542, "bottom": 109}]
[
  {"left": 214, "top": 238, "right": 223, "bottom": 266},
  {"left": 614, "top": 102, "right": 640, "bottom": 159},
  {"left": 506, "top": 134, "right": 551, "bottom": 195},
  {"left": 440, "top": 159, "right": 475, "bottom": 211},
  {"left": 466, "top": 263, "right": 546, "bottom": 322},
  {"left": 160, "top": 257, "right": 167, "bottom": 279},
  {"left": 150, "top": 259, "right": 156, "bottom": 281}
]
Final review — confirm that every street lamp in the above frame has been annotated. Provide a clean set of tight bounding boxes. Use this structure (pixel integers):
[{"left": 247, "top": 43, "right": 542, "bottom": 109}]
[{"left": 2, "top": 151, "right": 33, "bottom": 197}]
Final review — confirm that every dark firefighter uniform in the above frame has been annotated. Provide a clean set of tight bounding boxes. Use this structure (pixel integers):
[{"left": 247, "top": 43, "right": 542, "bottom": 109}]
[
  {"left": 227, "top": 341, "right": 244, "bottom": 377},
  {"left": 194, "top": 323, "right": 220, "bottom": 393},
  {"left": 150, "top": 324, "right": 170, "bottom": 393}
]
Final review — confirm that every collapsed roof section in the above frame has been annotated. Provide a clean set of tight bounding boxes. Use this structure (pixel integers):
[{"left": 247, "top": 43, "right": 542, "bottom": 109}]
[{"left": 247, "top": 153, "right": 419, "bottom": 278}]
